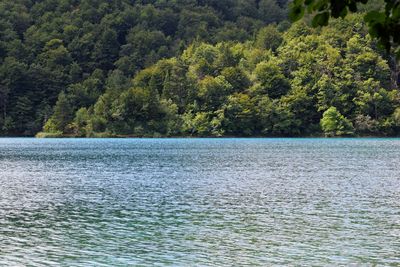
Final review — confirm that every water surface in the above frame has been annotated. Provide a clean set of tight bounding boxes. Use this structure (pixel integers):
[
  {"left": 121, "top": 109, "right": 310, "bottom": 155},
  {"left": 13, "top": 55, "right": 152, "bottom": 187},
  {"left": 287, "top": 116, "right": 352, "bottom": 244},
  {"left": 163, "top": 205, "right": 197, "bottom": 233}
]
[{"left": 0, "top": 138, "right": 399, "bottom": 266}]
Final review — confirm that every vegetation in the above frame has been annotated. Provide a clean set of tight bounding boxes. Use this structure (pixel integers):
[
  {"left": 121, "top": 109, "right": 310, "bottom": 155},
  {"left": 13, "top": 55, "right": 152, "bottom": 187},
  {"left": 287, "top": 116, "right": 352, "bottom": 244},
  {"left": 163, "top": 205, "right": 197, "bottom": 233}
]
[
  {"left": 289, "top": 0, "right": 400, "bottom": 55},
  {"left": 1, "top": 0, "right": 399, "bottom": 137},
  {"left": 321, "top": 107, "right": 354, "bottom": 137}
]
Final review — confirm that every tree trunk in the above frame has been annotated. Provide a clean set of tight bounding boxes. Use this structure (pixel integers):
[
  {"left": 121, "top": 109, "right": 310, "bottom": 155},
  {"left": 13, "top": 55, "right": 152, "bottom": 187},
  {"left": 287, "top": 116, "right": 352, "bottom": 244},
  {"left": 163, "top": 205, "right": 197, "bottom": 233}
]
[{"left": 389, "top": 54, "right": 399, "bottom": 90}]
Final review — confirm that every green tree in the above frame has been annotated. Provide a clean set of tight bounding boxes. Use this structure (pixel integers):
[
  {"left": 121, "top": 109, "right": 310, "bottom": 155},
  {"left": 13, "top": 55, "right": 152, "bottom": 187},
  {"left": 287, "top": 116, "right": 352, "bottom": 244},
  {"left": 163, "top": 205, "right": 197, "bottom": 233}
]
[
  {"left": 289, "top": 0, "right": 400, "bottom": 56},
  {"left": 198, "top": 75, "right": 233, "bottom": 110},
  {"left": 92, "top": 29, "right": 120, "bottom": 70},
  {"left": 255, "top": 24, "right": 283, "bottom": 51},
  {"left": 253, "top": 60, "right": 290, "bottom": 98},
  {"left": 182, "top": 111, "right": 213, "bottom": 136},
  {"left": 320, "top": 106, "right": 354, "bottom": 136},
  {"left": 354, "top": 79, "right": 397, "bottom": 120},
  {"left": 222, "top": 93, "right": 255, "bottom": 135},
  {"left": 392, "top": 107, "right": 400, "bottom": 134},
  {"left": 220, "top": 67, "right": 251, "bottom": 92},
  {"left": 44, "top": 91, "right": 73, "bottom": 133},
  {"left": 71, "top": 107, "right": 91, "bottom": 137},
  {"left": 255, "top": 96, "right": 301, "bottom": 136}
]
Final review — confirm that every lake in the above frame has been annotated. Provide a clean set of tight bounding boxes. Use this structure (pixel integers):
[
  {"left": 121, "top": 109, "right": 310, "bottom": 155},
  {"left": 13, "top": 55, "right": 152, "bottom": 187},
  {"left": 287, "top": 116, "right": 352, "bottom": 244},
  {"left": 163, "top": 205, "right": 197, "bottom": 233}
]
[{"left": 0, "top": 138, "right": 399, "bottom": 266}]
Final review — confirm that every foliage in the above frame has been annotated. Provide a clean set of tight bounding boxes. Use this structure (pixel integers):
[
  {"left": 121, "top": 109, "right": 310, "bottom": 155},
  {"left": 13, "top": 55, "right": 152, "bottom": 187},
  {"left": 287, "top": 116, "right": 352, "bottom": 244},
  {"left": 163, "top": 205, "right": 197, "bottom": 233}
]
[
  {"left": 0, "top": 0, "right": 289, "bottom": 136},
  {"left": 320, "top": 107, "right": 354, "bottom": 136},
  {"left": 289, "top": 0, "right": 400, "bottom": 56},
  {"left": 35, "top": 131, "right": 64, "bottom": 138},
  {"left": 1, "top": 1, "right": 399, "bottom": 137}
]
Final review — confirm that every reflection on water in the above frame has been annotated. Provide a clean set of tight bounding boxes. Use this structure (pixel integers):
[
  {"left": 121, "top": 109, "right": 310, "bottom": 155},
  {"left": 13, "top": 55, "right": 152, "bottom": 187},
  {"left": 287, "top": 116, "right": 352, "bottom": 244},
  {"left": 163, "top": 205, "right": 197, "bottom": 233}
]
[{"left": 0, "top": 138, "right": 399, "bottom": 265}]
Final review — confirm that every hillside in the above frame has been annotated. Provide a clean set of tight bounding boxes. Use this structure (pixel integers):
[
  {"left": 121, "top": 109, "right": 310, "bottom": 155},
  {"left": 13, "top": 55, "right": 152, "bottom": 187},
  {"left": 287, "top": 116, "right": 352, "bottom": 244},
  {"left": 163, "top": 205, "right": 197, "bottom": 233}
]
[
  {"left": 1, "top": 0, "right": 399, "bottom": 137},
  {"left": 0, "top": 0, "right": 289, "bottom": 136}
]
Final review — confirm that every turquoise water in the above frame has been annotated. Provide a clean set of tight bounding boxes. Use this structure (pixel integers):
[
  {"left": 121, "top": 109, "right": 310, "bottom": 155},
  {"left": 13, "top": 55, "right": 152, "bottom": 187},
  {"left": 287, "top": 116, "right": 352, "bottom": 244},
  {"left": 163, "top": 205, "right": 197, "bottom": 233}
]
[{"left": 0, "top": 138, "right": 399, "bottom": 266}]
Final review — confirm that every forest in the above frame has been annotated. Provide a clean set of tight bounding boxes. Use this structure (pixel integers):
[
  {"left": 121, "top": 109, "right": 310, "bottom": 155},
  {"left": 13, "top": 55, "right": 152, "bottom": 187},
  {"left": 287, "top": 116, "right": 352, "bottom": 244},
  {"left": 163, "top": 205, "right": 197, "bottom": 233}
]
[{"left": 1, "top": 0, "right": 399, "bottom": 137}]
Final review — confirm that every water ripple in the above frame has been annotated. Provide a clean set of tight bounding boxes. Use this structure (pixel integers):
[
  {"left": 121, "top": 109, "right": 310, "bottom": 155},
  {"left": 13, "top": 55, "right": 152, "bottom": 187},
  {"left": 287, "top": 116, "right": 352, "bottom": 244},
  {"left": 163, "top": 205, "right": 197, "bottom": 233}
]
[{"left": 0, "top": 138, "right": 399, "bottom": 266}]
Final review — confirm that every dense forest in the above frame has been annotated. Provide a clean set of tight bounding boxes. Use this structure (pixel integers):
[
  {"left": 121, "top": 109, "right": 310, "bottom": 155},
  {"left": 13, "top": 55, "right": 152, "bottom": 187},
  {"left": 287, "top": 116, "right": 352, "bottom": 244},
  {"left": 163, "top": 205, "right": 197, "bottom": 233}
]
[{"left": 1, "top": 0, "right": 399, "bottom": 137}]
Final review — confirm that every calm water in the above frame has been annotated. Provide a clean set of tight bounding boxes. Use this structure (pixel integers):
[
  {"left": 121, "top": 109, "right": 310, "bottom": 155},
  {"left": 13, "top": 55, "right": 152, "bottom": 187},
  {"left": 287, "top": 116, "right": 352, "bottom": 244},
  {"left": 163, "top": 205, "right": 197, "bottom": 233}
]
[{"left": 0, "top": 138, "right": 399, "bottom": 266}]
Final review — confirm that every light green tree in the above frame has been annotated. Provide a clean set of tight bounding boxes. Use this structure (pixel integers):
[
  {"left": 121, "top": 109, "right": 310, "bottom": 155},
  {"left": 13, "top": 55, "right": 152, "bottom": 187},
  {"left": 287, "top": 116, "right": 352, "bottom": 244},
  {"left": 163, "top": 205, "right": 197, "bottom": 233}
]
[{"left": 320, "top": 107, "right": 354, "bottom": 137}]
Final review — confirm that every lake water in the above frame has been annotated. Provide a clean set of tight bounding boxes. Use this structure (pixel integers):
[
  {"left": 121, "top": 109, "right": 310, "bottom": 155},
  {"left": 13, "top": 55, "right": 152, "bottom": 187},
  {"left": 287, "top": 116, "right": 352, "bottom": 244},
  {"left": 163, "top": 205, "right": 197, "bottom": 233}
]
[{"left": 0, "top": 138, "right": 399, "bottom": 266}]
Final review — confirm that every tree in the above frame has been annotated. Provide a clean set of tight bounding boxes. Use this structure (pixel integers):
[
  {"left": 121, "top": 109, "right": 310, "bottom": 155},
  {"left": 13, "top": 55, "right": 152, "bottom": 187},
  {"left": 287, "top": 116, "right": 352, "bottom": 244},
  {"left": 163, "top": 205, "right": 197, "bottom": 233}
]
[
  {"left": 71, "top": 107, "right": 91, "bottom": 137},
  {"left": 354, "top": 79, "right": 397, "bottom": 120},
  {"left": 39, "top": 39, "right": 73, "bottom": 71},
  {"left": 222, "top": 93, "right": 255, "bottom": 135},
  {"left": 182, "top": 111, "right": 213, "bottom": 136},
  {"left": 289, "top": 0, "right": 400, "bottom": 56},
  {"left": 392, "top": 107, "right": 400, "bottom": 134},
  {"left": 44, "top": 91, "right": 73, "bottom": 133},
  {"left": 0, "top": 0, "right": 291, "bottom": 136},
  {"left": 320, "top": 106, "right": 354, "bottom": 136},
  {"left": 255, "top": 24, "right": 283, "bottom": 51},
  {"left": 255, "top": 96, "right": 300, "bottom": 136},
  {"left": 198, "top": 75, "right": 233, "bottom": 110},
  {"left": 258, "top": 0, "right": 288, "bottom": 24},
  {"left": 354, "top": 114, "right": 379, "bottom": 134},
  {"left": 253, "top": 60, "right": 290, "bottom": 98},
  {"left": 4, "top": 0, "right": 400, "bottom": 137},
  {"left": 92, "top": 29, "right": 120, "bottom": 70},
  {"left": 221, "top": 67, "right": 251, "bottom": 92},
  {"left": 14, "top": 95, "right": 33, "bottom": 134}
]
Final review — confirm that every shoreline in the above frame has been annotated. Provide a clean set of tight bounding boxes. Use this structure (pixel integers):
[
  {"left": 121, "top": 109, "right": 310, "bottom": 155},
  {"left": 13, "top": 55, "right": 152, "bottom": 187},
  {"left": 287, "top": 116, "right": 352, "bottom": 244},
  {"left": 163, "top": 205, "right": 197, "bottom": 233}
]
[{"left": 0, "top": 134, "right": 399, "bottom": 139}]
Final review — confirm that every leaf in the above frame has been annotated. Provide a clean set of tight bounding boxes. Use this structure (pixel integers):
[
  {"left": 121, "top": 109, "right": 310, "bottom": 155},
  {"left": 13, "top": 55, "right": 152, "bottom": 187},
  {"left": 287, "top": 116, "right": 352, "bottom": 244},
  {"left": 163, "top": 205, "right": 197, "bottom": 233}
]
[
  {"left": 312, "top": 12, "right": 330, "bottom": 27},
  {"left": 313, "top": 0, "right": 328, "bottom": 12},
  {"left": 339, "top": 7, "right": 348, "bottom": 19},
  {"left": 364, "top": 11, "right": 385, "bottom": 24},
  {"left": 367, "top": 24, "right": 379, "bottom": 38},
  {"left": 392, "top": 5, "right": 400, "bottom": 19},
  {"left": 289, "top": 4, "right": 305, "bottom": 22}
]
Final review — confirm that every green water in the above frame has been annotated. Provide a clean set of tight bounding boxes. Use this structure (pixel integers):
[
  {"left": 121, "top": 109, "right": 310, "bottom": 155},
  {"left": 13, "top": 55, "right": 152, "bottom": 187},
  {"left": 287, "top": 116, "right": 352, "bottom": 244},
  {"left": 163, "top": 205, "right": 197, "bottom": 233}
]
[{"left": 0, "top": 138, "right": 399, "bottom": 266}]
